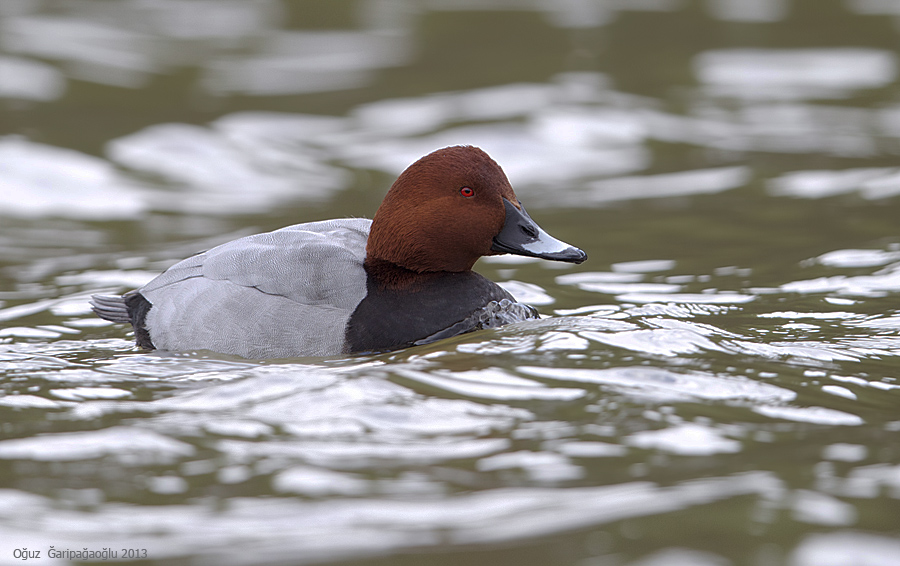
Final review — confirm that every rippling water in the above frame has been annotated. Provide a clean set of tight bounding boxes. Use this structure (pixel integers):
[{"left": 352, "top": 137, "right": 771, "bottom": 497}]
[{"left": 3, "top": 1, "right": 900, "bottom": 565}]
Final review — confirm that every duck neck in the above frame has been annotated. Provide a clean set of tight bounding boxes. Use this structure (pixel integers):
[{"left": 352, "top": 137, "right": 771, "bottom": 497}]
[{"left": 363, "top": 257, "right": 455, "bottom": 290}]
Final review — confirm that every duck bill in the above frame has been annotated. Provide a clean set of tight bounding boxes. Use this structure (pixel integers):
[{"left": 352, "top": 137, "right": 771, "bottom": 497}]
[{"left": 491, "top": 199, "right": 587, "bottom": 264}]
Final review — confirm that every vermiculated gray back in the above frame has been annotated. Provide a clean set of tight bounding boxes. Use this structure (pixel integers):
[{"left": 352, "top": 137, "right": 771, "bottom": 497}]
[{"left": 141, "top": 218, "right": 372, "bottom": 358}]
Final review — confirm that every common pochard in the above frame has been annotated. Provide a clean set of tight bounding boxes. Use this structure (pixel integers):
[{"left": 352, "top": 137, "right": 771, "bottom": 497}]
[{"left": 91, "top": 146, "right": 587, "bottom": 358}]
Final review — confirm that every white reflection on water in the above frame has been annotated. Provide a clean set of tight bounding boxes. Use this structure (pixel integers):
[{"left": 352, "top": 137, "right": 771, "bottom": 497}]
[
  {"left": 780, "top": 262, "right": 900, "bottom": 296},
  {"left": 476, "top": 450, "right": 584, "bottom": 482},
  {"left": 580, "top": 327, "right": 728, "bottom": 357},
  {"left": 0, "top": 426, "right": 195, "bottom": 463},
  {"left": 49, "top": 386, "right": 131, "bottom": 400},
  {"left": 613, "top": 259, "right": 677, "bottom": 273},
  {"left": 577, "top": 166, "right": 750, "bottom": 205},
  {"left": 0, "top": 394, "right": 68, "bottom": 409},
  {"left": 520, "top": 366, "right": 795, "bottom": 403},
  {"left": 694, "top": 48, "right": 897, "bottom": 100},
  {"left": 626, "top": 423, "right": 741, "bottom": 455},
  {"left": 427, "top": 0, "right": 685, "bottom": 27},
  {"left": 0, "top": 1, "right": 281, "bottom": 88},
  {"left": 768, "top": 167, "right": 900, "bottom": 199},
  {"left": 203, "top": 31, "right": 411, "bottom": 96},
  {"left": 0, "top": 138, "right": 145, "bottom": 219},
  {"left": 790, "top": 489, "right": 858, "bottom": 526},
  {"left": 1, "top": 15, "right": 161, "bottom": 88},
  {"left": 618, "top": 293, "right": 755, "bottom": 304},
  {"left": 813, "top": 248, "right": 900, "bottom": 268},
  {"left": 0, "top": 291, "right": 113, "bottom": 323},
  {"left": 706, "top": 0, "right": 788, "bottom": 22},
  {"left": 497, "top": 280, "right": 556, "bottom": 305},
  {"left": 342, "top": 122, "right": 650, "bottom": 187},
  {"left": 137, "top": 0, "right": 281, "bottom": 40},
  {"left": 752, "top": 405, "right": 863, "bottom": 426},
  {"left": 0, "top": 55, "right": 65, "bottom": 100},
  {"left": 791, "top": 532, "right": 900, "bottom": 566},
  {"left": 847, "top": 0, "right": 900, "bottom": 15},
  {"left": 395, "top": 367, "right": 586, "bottom": 401},
  {"left": 273, "top": 465, "right": 370, "bottom": 496},
  {"left": 107, "top": 123, "right": 350, "bottom": 213},
  {"left": 822, "top": 443, "right": 868, "bottom": 462},
  {"left": 628, "top": 548, "right": 732, "bottom": 566}
]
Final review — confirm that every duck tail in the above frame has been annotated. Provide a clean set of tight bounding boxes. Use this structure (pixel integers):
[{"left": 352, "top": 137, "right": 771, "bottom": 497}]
[{"left": 90, "top": 294, "right": 131, "bottom": 324}]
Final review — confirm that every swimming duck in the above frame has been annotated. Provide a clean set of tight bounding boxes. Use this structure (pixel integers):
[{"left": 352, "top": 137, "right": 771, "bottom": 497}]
[{"left": 91, "top": 146, "right": 586, "bottom": 358}]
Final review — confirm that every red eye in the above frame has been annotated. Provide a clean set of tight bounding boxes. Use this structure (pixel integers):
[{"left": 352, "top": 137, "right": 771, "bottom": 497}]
[{"left": 460, "top": 187, "right": 475, "bottom": 198}]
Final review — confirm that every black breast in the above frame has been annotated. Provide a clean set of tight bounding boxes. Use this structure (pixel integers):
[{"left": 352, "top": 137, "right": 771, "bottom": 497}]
[{"left": 345, "top": 264, "right": 516, "bottom": 354}]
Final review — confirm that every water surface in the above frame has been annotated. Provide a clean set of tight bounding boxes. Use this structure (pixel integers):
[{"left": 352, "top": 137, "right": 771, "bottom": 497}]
[{"left": 2, "top": 1, "right": 900, "bottom": 565}]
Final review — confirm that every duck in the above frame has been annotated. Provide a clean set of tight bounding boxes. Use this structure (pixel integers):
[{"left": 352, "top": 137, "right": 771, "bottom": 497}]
[{"left": 91, "top": 145, "right": 587, "bottom": 359}]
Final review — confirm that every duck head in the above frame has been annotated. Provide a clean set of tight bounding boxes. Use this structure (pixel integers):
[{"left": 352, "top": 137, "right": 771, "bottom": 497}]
[{"left": 366, "top": 145, "right": 587, "bottom": 272}]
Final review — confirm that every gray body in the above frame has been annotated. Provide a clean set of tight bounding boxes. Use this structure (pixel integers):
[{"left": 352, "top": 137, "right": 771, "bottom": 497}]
[{"left": 138, "top": 218, "right": 370, "bottom": 359}]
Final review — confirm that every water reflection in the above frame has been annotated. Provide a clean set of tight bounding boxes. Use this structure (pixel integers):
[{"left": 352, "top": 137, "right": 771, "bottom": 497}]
[
  {"left": 0, "top": 55, "right": 65, "bottom": 101},
  {"left": 4, "top": 1, "right": 900, "bottom": 565},
  {"left": 694, "top": 48, "right": 897, "bottom": 100},
  {"left": 0, "top": 138, "right": 145, "bottom": 219},
  {"left": 7, "top": 68, "right": 900, "bottom": 218},
  {"left": 203, "top": 31, "right": 411, "bottom": 96},
  {"left": 706, "top": 0, "right": 788, "bottom": 22},
  {"left": 769, "top": 167, "right": 900, "bottom": 199}
]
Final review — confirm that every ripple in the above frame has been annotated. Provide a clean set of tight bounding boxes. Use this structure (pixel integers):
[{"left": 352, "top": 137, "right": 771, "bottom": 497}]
[
  {"left": 0, "top": 326, "right": 62, "bottom": 339},
  {"left": 394, "top": 367, "right": 586, "bottom": 401},
  {"left": 220, "top": 437, "right": 511, "bottom": 470},
  {"left": 2, "top": 15, "right": 161, "bottom": 88},
  {"left": 821, "top": 385, "right": 857, "bottom": 400},
  {"left": 626, "top": 423, "right": 742, "bottom": 456},
  {"left": 579, "top": 327, "right": 727, "bottom": 357},
  {"left": 814, "top": 248, "right": 900, "bottom": 268},
  {"left": 519, "top": 366, "right": 796, "bottom": 403},
  {"left": 556, "top": 272, "right": 644, "bottom": 285},
  {"left": 0, "top": 472, "right": 782, "bottom": 565},
  {"left": 791, "top": 532, "right": 900, "bottom": 566},
  {"left": 618, "top": 292, "right": 755, "bottom": 304},
  {"left": 769, "top": 167, "right": 900, "bottom": 199},
  {"left": 48, "top": 387, "right": 132, "bottom": 401},
  {"left": 780, "top": 263, "right": 900, "bottom": 296},
  {"left": 201, "top": 31, "right": 411, "bottom": 96},
  {"left": 822, "top": 443, "right": 868, "bottom": 462},
  {"left": 497, "top": 280, "right": 556, "bottom": 305},
  {"left": 0, "top": 395, "right": 68, "bottom": 409},
  {"left": 0, "top": 138, "right": 145, "bottom": 220},
  {"left": 694, "top": 48, "right": 897, "bottom": 100},
  {"left": 0, "top": 427, "right": 195, "bottom": 463},
  {"left": 727, "top": 339, "right": 861, "bottom": 362},
  {"left": 107, "top": 123, "right": 349, "bottom": 213},
  {"left": 612, "top": 259, "right": 677, "bottom": 273},
  {"left": 476, "top": 451, "right": 584, "bottom": 482},
  {"left": 629, "top": 548, "right": 732, "bottom": 566},
  {"left": 759, "top": 311, "right": 861, "bottom": 320},
  {"left": 552, "top": 440, "right": 628, "bottom": 458},
  {"left": 752, "top": 405, "right": 864, "bottom": 426},
  {"left": 580, "top": 166, "right": 750, "bottom": 204},
  {"left": 0, "top": 55, "right": 65, "bottom": 101},
  {"left": 272, "top": 465, "right": 370, "bottom": 496},
  {"left": 342, "top": 122, "right": 649, "bottom": 189},
  {"left": 790, "top": 490, "right": 858, "bottom": 527}
]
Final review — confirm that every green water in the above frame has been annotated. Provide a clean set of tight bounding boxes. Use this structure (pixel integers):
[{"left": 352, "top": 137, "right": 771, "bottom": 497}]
[{"left": 1, "top": 1, "right": 899, "bottom": 565}]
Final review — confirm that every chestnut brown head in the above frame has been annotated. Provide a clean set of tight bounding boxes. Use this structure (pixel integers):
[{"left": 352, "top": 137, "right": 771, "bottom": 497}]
[{"left": 366, "top": 145, "right": 586, "bottom": 273}]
